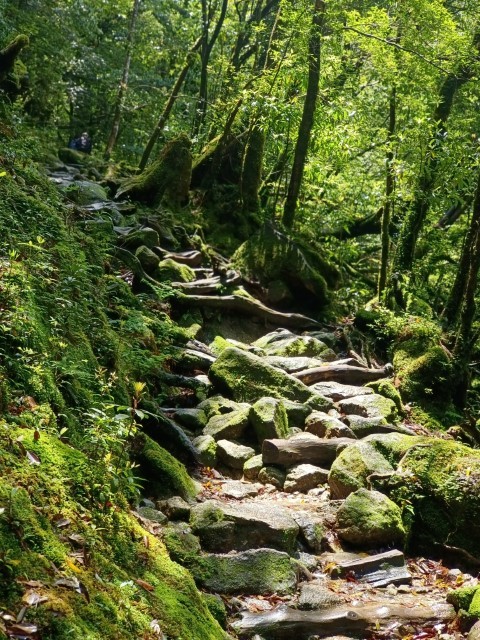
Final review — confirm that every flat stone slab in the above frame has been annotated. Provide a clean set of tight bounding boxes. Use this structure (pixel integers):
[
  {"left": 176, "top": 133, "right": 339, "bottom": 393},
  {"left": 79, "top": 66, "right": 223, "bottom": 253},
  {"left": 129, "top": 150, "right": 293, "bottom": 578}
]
[
  {"left": 284, "top": 464, "right": 329, "bottom": 493},
  {"left": 265, "top": 356, "right": 325, "bottom": 373},
  {"left": 190, "top": 500, "right": 299, "bottom": 553},
  {"left": 298, "top": 581, "right": 344, "bottom": 610},
  {"left": 311, "top": 381, "right": 373, "bottom": 401},
  {"left": 217, "top": 439, "right": 256, "bottom": 469},
  {"left": 202, "top": 548, "right": 296, "bottom": 594},
  {"left": 219, "top": 480, "right": 259, "bottom": 499},
  {"left": 329, "top": 549, "right": 411, "bottom": 588}
]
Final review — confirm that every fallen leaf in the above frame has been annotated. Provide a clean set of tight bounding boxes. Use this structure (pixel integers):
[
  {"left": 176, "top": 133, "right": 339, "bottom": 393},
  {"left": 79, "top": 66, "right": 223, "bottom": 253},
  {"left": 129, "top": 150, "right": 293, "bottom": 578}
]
[
  {"left": 54, "top": 518, "right": 71, "bottom": 529},
  {"left": 135, "top": 578, "right": 154, "bottom": 592},
  {"left": 22, "top": 591, "right": 48, "bottom": 606},
  {"left": 25, "top": 451, "right": 40, "bottom": 466},
  {"left": 33, "top": 431, "right": 40, "bottom": 442}
]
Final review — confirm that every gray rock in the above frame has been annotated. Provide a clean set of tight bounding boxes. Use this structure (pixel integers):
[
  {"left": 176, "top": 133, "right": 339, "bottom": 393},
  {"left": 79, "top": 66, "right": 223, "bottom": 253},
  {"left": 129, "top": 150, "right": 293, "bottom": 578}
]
[
  {"left": 243, "top": 454, "right": 263, "bottom": 480},
  {"left": 336, "top": 488, "right": 406, "bottom": 547},
  {"left": 254, "top": 330, "right": 335, "bottom": 360},
  {"left": 298, "top": 581, "right": 344, "bottom": 610},
  {"left": 293, "top": 512, "right": 327, "bottom": 553},
  {"left": 250, "top": 397, "right": 289, "bottom": 442},
  {"left": 204, "top": 406, "right": 250, "bottom": 440},
  {"left": 305, "top": 412, "right": 356, "bottom": 439},
  {"left": 197, "top": 395, "right": 250, "bottom": 420},
  {"left": 282, "top": 400, "right": 312, "bottom": 428},
  {"left": 294, "top": 552, "right": 319, "bottom": 572},
  {"left": 331, "top": 549, "right": 411, "bottom": 588},
  {"left": 258, "top": 465, "right": 286, "bottom": 489},
  {"left": 192, "top": 434, "right": 217, "bottom": 467},
  {"left": 158, "top": 496, "right": 191, "bottom": 521},
  {"left": 202, "top": 548, "right": 296, "bottom": 595},
  {"left": 264, "top": 356, "right": 325, "bottom": 373},
  {"left": 311, "top": 381, "right": 373, "bottom": 401},
  {"left": 136, "top": 506, "right": 168, "bottom": 524},
  {"left": 468, "top": 621, "right": 480, "bottom": 640},
  {"left": 219, "top": 481, "right": 259, "bottom": 499},
  {"left": 190, "top": 500, "right": 299, "bottom": 553},
  {"left": 284, "top": 464, "right": 329, "bottom": 493},
  {"left": 345, "top": 415, "right": 415, "bottom": 437},
  {"left": 121, "top": 227, "right": 160, "bottom": 250},
  {"left": 135, "top": 245, "right": 160, "bottom": 272},
  {"left": 174, "top": 408, "right": 207, "bottom": 431},
  {"left": 217, "top": 439, "right": 256, "bottom": 469},
  {"left": 338, "top": 393, "right": 397, "bottom": 422}
]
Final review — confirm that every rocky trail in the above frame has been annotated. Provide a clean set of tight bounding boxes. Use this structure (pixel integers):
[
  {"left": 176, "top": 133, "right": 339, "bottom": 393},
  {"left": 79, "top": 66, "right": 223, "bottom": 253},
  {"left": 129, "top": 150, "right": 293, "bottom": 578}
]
[{"left": 47, "top": 160, "right": 480, "bottom": 640}]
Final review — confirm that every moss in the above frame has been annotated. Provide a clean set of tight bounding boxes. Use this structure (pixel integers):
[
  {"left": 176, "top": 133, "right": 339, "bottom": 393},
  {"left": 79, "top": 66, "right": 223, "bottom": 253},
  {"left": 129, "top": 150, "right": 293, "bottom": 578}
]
[
  {"left": 135, "top": 433, "right": 197, "bottom": 500},
  {"left": 202, "top": 593, "right": 228, "bottom": 629},
  {"left": 240, "top": 125, "right": 265, "bottom": 214},
  {"left": 155, "top": 258, "right": 195, "bottom": 283},
  {"left": 366, "top": 379, "right": 404, "bottom": 414},
  {"left": 447, "top": 586, "right": 480, "bottom": 612}
]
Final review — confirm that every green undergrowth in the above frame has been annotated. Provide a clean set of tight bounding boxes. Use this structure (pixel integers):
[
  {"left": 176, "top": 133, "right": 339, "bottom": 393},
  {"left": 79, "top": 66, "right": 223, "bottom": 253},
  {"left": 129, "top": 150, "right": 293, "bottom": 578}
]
[{"left": 0, "top": 158, "right": 225, "bottom": 638}]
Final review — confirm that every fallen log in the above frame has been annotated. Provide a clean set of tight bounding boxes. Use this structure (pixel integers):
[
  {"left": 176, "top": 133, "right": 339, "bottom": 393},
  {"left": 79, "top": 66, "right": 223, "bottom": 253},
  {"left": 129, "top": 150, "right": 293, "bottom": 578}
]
[
  {"left": 177, "top": 294, "right": 321, "bottom": 329},
  {"left": 294, "top": 363, "right": 393, "bottom": 385},
  {"left": 262, "top": 435, "right": 353, "bottom": 467},
  {"left": 232, "top": 602, "right": 455, "bottom": 638}
]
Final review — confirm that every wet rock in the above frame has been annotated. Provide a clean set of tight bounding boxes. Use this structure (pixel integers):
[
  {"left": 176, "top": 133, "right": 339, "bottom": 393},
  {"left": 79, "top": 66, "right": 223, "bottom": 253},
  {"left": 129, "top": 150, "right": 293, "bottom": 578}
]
[
  {"left": 298, "top": 582, "right": 344, "bottom": 610},
  {"left": 284, "top": 464, "right": 329, "bottom": 493},
  {"left": 209, "top": 347, "right": 332, "bottom": 408},
  {"left": 336, "top": 488, "right": 406, "bottom": 547},
  {"left": 192, "top": 434, "right": 217, "bottom": 467},
  {"left": 158, "top": 496, "right": 191, "bottom": 521},
  {"left": 204, "top": 405, "right": 250, "bottom": 440},
  {"left": 190, "top": 500, "right": 299, "bottom": 553},
  {"left": 338, "top": 393, "right": 397, "bottom": 422},
  {"left": 330, "top": 549, "right": 411, "bottom": 588},
  {"left": 250, "top": 397, "right": 289, "bottom": 442},
  {"left": 219, "top": 480, "right": 259, "bottom": 499},
  {"left": 310, "top": 381, "right": 373, "bottom": 402},
  {"left": 243, "top": 454, "right": 263, "bottom": 480},
  {"left": 217, "top": 439, "right": 256, "bottom": 469},
  {"left": 294, "top": 552, "right": 318, "bottom": 572},
  {"left": 305, "top": 412, "right": 356, "bottom": 439},
  {"left": 201, "top": 548, "right": 296, "bottom": 595},
  {"left": 328, "top": 440, "right": 394, "bottom": 499},
  {"left": 258, "top": 465, "right": 286, "bottom": 489}
]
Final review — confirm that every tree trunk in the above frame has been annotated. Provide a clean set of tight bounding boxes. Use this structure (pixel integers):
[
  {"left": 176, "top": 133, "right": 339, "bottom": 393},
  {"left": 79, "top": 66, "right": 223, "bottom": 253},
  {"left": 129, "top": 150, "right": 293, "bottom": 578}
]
[
  {"left": 139, "top": 37, "right": 202, "bottom": 171},
  {"left": 104, "top": 0, "right": 141, "bottom": 160},
  {"left": 378, "top": 86, "right": 396, "bottom": 299},
  {"left": 282, "top": 0, "right": 326, "bottom": 229}
]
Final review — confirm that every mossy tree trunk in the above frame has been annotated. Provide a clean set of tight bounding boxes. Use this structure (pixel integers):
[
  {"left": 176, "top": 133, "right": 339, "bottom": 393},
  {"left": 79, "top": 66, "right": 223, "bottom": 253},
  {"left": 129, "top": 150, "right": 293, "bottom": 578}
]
[
  {"left": 241, "top": 125, "right": 265, "bottom": 213},
  {"left": 0, "top": 35, "right": 29, "bottom": 82},
  {"left": 282, "top": 0, "right": 326, "bottom": 229}
]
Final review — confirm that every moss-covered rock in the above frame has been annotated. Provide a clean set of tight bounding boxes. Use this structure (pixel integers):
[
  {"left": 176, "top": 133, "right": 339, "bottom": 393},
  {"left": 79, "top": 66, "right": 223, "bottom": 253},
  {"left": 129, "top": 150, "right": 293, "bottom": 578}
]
[
  {"left": 155, "top": 258, "right": 195, "bottom": 283},
  {"left": 58, "top": 147, "right": 90, "bottom": 165},
  {"left": 209, "top": 347, "right": 332, "bottom": 408},
  {"left": 254, "top": 331, "right": 335, "bottom": 359},
  {"left": 119, "top": 227, "right": 160, "bottom": 250},
  {"left": 135, "top": 434, "right": 197, "bottom": 501},
  {"left": 201, "top": 549, "right": 296, "bottom": 595},
  {"left": 250, "top": 397, "right": 289, "bottom": 442},
  {"left": 232, "top": 223, "right": 340, "bottom": 311},
  {"left": 243, "top": 454, "right": 263, "bottom": 480},
  {"left": 366, "top": 379, "right": 404, "bottom": 414},
  {"left": 258, "top": 465, "right": 286, "bottom": 489},
  {"left": 338, "top": 393, "right": 398, "bottom": 423},
  {"left": 135, "top": 245, "right": 160, "bottom": 272},
  {"left": 336, "top": 488, "right": 406, "bottom": 547},
  {"left": 65, "top": 180, "right": 109, "bottom": 205},
  {"left": 204, "top": 406, "right": 250, "bottom": 441}
]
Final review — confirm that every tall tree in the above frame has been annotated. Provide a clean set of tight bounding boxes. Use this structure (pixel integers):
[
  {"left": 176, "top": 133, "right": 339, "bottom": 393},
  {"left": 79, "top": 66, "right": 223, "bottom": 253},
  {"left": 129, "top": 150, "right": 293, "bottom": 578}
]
[
  {"left": 104, "top": 0, "right": 142, "bottom": 160},
  {"left": 282, "top": 0, "right": 326, "bottom": 229}
]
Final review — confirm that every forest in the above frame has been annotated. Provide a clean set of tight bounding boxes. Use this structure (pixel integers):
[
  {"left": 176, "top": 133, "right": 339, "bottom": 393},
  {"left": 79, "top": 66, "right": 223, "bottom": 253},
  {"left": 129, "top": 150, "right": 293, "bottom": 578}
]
[{"left": 1, "top": 0, "right": 480, "bottom": 639}]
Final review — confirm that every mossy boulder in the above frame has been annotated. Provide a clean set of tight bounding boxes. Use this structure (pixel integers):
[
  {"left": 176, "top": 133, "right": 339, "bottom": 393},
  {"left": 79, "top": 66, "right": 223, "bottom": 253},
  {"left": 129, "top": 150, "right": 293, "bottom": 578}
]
[
  {"left": 135, "top": 245, "right": 160, "bottom": 272},
  {"left": 117, "top": 134, "right": 192, "bottom": 207},
  {"left": 201, "top": 549, "right": 296, "bottom": 595},
  {"left": 448, "top": 585, "right": 480, "bottom": 619},
  {"left": 232, "top": 223, "right": 340, "bottom": 310},
  {"left": 197, "top": 395, "right": 249, "bottom": 420},
  {"left": 58, "top": 147, "right": 89, "bottom": 164},
  {"left": 337, "top": 393, "right": 398, "bottom": 423},
  {"left": 209, "top": 346, "right": 333, "bottom": 408},
  {"left": 217, "top": 439, "right": 256, "bottom": 469},
  {"left": 193, "top": 435, "right": 217, "bottom": 467},
  {"left": 65, "top": 180, "right": 109, "bottom": 205},
  {"left": 135, "top": 434, "right": 197, "bottom": 501},
  {"left": 250, "top": 397, "right": 289, "bottom": 442},
  {"left": 204, "top": 406, "right": 250, "bottom": 440},
  {"left": 119, "top": 227, "right": 160, "bottom": 250},
  {"left": 336, "top": 488, "right": 406, "bottom": 547},
  {"left": 243, "top": 454, "right": 263, "bottom": 480},
  {"left": 366, "top": 379, "right": 404, "bottom": 414},
  {"left": 253, "top": 330, "right": 335, "bottom": 359},
  {"left": 258, "top": 465, "right": 286, "bottom": 489},
  {"left": 155, "top": 258, "right": 195, "bottom": 283}
]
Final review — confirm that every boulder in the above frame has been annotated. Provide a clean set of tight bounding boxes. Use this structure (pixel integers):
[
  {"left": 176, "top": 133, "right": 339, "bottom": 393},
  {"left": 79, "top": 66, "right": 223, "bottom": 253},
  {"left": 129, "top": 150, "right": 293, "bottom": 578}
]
[
  {"left": 201, "top": 549, "right": 296, "bottom": 595},
  {"left": 174, "top": 408, "right": 207, "bottom": 432},
  {"left": 253, "top": 330, "right": 335, "bottom": 359},
  {"left": 135, "top": 245, "right": 160, "bottom": 272},
  {"left": 305, "top": 412, "right": 356, "bottom": 439},
  {"left": 250, "top": 397, "right": 289, "bottom": 442},
  {"left": 197, "top": 396, "right": 249, "bottom": 420},
  {"left": 345, "top": 415, "right": 414, "bottom": 438},
  {"left": 284, "top": 464, "right": 329, "bottom": 494},
  {"left": 293, "top": 512, "right": 327, "bottom": 553},
  {"left": 264, "top": 355, "right": 325, "bottom": 373},
  {"left": 243, "top": 454, "right": 263, "bottom": 480},
  {"left": 119, "top": 227, "right": 160, "bottom": 250},
  {"left": 190, "top": 500, "right": 299, "bottom": 552},
  {"left": 258, "top": 465, "right": 286, "bottom": 489},
  {"left": 66, "top": 180, "right": 108, "bottom": 205},
  {"left": 204, "top": 406, "right": 250, "bottom": 441},
  {"left": 219, "top": 481, "right": 259, "bottom": 500},
  {"left": 136, "top": 506, "right": 168, "bottom": 524},
  {"left": 336, "top": 489, "right": 406, "bottom": 547},
  {"left": 158, "top": 496, "right": 191, "bottom": 521},
  {"left": 217, "top": 439, "right": 256, "bottom": 469},
  {"left": 328, "top": 440, "right": 395, "bottom": 500},
  {"left": 283, "top": 400, "right": 312, "bottom": 428},
  {"left": 156, "top": 258, "right": 195, "bottom": 283},
  {"left": 469, "top": 621, "right": 480, "bottom": 640},
  {"left": 209, "top": 347, "right": 332, "bottom": 408},
  {"left": 192, "top": 435, "right": 217, "bottom": 467},
  {"left": 298, "top": 582, "right": 344, "bottom": 610},
  {"left": 338, "top": 393, "right": 397, "bottom": 422},
  {"left": 311, "top": 381, "right": 373, "bottom": 402}
]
